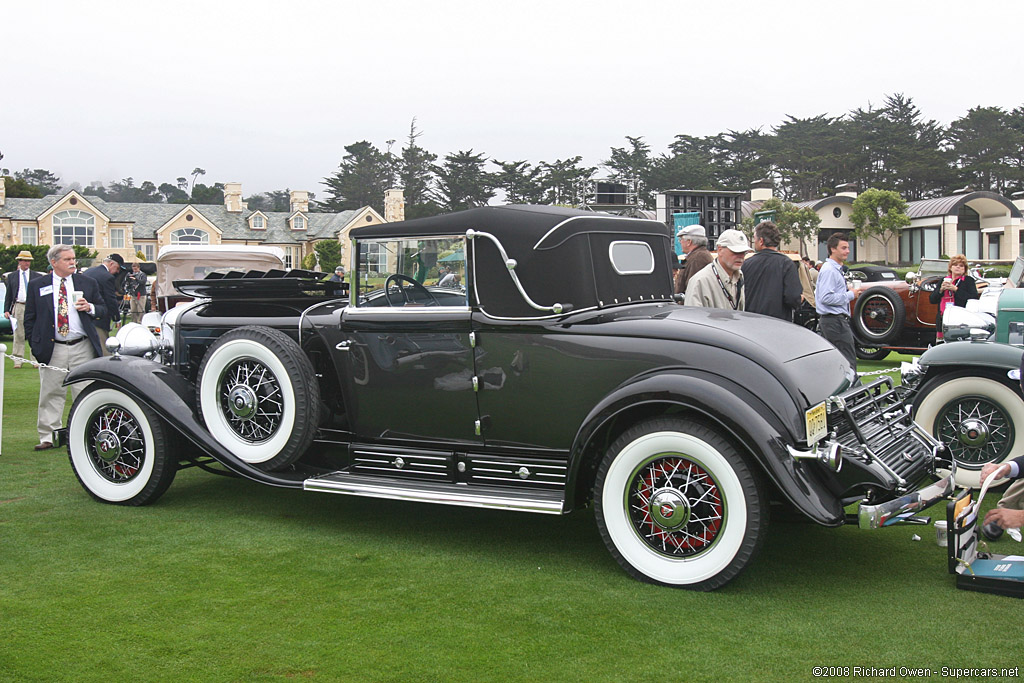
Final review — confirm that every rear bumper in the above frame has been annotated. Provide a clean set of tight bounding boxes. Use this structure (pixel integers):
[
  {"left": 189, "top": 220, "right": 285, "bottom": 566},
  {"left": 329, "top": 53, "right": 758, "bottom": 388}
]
[{"left": 857, "top": 460, "right": 956, "bottom": 529}]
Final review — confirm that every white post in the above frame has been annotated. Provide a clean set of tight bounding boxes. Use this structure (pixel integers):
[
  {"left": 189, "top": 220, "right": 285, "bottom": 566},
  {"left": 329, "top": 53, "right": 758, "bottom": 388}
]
[{"left": 0, "top": 343, "right": 6, "bottom": 456}]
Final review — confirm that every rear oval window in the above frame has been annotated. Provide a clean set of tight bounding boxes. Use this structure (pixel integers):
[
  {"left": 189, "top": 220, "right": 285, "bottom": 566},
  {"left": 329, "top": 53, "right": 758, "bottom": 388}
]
[{"left": 609, "top": 240, "right": 655, "bottom": 275}]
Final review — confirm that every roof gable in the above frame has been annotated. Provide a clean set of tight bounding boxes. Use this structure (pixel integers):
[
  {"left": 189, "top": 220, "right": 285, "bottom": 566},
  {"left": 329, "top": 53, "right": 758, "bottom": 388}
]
[{"left": 37, "top": 191, "right": 110, "bottom": 223}]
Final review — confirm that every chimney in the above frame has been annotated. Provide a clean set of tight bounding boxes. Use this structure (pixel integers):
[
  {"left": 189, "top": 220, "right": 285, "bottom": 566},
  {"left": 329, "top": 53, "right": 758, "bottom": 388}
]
[
  {"left": 835, "top": 182, "right": 858, "bottom": 198},
  {"left": 290, "top": 190, "right": 309, "bottom": 213},
  {"left": 0, "top": 176, "right": 6, "bottom": 206},
  {"left": 224, "top": 182, "right": 244, "bottom": 212},
  {"left": 750, "top": 178, "right": 773, "bottom": 202},
  {"left": 384, "top": 188, "right": 405, "bottom": 223}
]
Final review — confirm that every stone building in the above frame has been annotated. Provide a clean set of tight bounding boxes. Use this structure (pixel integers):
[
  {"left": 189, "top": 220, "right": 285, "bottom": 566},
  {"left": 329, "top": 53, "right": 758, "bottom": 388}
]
[{"left": 0, "top": 182, "right": 406, "bottom": 269}]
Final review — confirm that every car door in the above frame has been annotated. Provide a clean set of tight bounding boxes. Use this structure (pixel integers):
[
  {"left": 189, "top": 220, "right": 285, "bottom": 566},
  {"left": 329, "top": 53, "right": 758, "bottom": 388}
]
[{"left": 338, "top": 306, "right": 481, "bottom": 445}]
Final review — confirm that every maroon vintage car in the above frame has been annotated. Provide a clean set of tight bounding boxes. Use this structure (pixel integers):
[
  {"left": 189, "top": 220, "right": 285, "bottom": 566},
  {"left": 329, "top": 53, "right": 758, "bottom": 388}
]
[{"left": 848, "top": 260, "right": 976, "bottom": 360}]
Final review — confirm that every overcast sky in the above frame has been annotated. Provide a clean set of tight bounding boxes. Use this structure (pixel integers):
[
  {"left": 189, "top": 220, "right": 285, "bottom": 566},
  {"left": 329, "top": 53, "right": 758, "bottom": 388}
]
[{"left": 3, "top": 0, "right": 1023, "bottom": 199}]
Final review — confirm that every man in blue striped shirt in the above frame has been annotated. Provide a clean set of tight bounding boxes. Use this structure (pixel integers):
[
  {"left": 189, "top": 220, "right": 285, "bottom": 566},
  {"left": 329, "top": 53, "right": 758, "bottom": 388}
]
[{"left": 815, "top": 232, "right": 858, "bottom": 370}]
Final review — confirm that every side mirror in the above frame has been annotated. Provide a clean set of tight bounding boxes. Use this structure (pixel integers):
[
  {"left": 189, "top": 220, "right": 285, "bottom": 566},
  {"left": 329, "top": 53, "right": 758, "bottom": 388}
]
[{"left": 905, "top": 271, "right": 918, "bottom": 284}]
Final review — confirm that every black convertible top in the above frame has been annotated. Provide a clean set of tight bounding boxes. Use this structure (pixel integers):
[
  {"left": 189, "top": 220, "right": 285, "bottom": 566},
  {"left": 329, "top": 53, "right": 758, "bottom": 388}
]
[{"left": 353, "top": 205, "right": 675, "bottom": 318}]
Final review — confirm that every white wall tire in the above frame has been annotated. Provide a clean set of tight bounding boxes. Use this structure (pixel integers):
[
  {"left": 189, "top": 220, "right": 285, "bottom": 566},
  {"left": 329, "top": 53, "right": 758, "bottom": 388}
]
[
  {"left": 196, "top": 326, "right": 319, "bottom": 471},
  {"left": 68, "top": 386, "right": 176, "bottom": 505},
  {"left": 594, "top": 418, "right": 767, "bottom": 590},
  {"left": 913, "top": 373, "right": 1024, "bottom": 488}
]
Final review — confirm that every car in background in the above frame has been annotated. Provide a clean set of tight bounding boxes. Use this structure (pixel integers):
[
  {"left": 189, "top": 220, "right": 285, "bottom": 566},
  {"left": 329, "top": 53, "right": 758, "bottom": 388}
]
[
  {"left": 151, "top": 245, "right": 291, "bottom": 313},
  {"left": 59, "top": 205, "right": 951, "bottom": 591},
  {"left": 847, "top": 265, "right": 900, "bottom": 283},
  {"left": 847, "top": 259, "right": 948, "bottom": 360},
  {"left": 903, "top": 280, "right": 1024, "bottom": 487}
]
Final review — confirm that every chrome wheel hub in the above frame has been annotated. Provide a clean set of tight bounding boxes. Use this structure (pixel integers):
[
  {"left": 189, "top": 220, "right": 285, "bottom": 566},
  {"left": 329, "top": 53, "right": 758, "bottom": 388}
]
[
  {"left": 227, "top": 384, "right": 259, "bottom": 421},
  {"left": 93, "top": 429, "right": 121, "bottom": 463},
  {"left": 937, "top": 395, "right": 1013, "bottom": 465},
  {"left": 87, "top": 405, "right": 145, "bottom": 482},
  {"left": 649, "top": 487, "right": 691, "bottom": 531},
  {"left": 218, "top": 359, "right": 284, "bottom": 444},
  {"left": 957, "top": 418, "right": 989, "bottom": 448}
]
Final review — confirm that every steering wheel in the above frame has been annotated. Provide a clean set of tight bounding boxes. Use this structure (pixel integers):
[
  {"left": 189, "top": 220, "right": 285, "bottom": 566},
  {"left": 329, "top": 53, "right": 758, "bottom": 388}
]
[{"left": 384, "top": 274, "right": 440, "bottom": 307}]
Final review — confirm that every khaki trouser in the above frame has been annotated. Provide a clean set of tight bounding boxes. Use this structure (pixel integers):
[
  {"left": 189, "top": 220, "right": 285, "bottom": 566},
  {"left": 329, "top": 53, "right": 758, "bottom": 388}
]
[
  {"left": 11, "top": 301, "right": 34, "bottom": 366},
  {"left": 38, "top": 339, "right": 96, "bottom": 443},
  {"left": 997, "top": 477, "right": 1024, "bottom": 511},
  {"left": 130, "top": 295, "right": 146, "bottom": 324}
]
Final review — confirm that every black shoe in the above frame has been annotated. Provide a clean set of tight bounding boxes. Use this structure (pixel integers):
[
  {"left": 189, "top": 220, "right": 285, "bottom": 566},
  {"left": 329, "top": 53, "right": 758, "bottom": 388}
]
[{"left": 982, "top": 521, "right": 1004, "bottom": 540}]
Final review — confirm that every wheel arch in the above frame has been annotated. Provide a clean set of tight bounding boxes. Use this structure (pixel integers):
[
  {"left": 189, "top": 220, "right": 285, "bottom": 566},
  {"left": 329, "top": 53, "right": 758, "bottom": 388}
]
[
  {"left": 65, "top": 356, "right": 306, "bottom": 489},
  {"left": 918, "top": 340, "right": 1024, "bottom": 374},
  {"left": 565, "top": 371, "right": 846, "bottom": 526}
]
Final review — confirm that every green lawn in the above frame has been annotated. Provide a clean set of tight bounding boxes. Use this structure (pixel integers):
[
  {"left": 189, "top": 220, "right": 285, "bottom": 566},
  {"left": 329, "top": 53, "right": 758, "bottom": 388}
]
[{"left": 1, "top": 351, "right": 1021, "bottom": 682}]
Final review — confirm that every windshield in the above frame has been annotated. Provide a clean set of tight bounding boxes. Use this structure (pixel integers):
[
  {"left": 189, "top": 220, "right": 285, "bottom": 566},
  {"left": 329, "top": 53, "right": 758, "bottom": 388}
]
[{"left": 356, "top": 235, "right": 467, "bottom": 307}]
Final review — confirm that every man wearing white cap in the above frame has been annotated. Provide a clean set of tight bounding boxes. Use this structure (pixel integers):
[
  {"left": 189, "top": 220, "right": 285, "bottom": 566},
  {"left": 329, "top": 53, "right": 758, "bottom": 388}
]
[
  {"left": 3, "top": 250, "right": 46, "bottom": 368},
  {"left": 684, "top": 230, "right": 753, "bottom": 310},
  {"left": 674, "top": 224, "right": 713, "bottom": 297}
]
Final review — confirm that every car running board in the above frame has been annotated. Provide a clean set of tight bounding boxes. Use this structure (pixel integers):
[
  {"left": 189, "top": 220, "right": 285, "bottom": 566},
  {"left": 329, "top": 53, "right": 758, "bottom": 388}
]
[{"left": 303, "top": 472, "right": 565, "bottom": 515}]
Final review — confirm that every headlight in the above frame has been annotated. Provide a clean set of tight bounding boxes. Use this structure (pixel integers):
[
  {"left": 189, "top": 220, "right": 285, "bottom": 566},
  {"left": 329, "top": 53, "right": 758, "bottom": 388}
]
[
  {"left": 112, "top": 322, "right": 162, "bottom": 357},
  {"left": 942, "top": 306, "right": 995, "bottom": 341}
]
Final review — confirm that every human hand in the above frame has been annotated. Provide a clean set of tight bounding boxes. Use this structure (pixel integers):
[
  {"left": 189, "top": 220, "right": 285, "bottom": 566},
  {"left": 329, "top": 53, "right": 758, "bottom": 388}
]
[
  {"left": 980, "top": 462, "right": 1011, "bottom": 482},
  {"left": 74, "top": 296, "right": 90, "bottom": 312},
  {"left": 984, "top": 507, "right": 1024, "bottom": 530}
]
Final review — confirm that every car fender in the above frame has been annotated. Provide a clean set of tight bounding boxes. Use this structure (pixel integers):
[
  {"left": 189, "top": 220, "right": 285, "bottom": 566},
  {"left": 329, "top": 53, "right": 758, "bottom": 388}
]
[
  {"left": 64, "top": 356, "right": 305, "bottom": 489},
  {"left": 919, "top": 339, "right": 1024, "bottom": 373},
  {"left": 566, "top": 369, "right": 845, "bottom": 526}
]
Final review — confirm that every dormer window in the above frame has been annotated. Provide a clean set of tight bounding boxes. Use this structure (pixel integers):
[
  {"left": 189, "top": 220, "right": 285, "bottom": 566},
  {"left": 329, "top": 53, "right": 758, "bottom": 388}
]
[
  {"left": 291, "top": 214, "right": 306, "bottom": 231},
  {"left": 251, "top": 214, "right": 265, "bottom": 230}
]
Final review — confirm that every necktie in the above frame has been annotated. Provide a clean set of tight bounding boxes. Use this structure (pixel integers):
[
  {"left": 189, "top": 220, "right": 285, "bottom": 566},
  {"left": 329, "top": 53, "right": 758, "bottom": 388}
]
[
  {"left": 20, "top": 270, "right": 27, "bottom": 302},
  {"left": 58, "top": 278, "right": 69, "bottom": 336}
]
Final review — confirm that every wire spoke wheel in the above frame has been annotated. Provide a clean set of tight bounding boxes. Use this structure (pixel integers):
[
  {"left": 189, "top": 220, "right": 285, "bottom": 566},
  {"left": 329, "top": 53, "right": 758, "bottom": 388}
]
[
  {"left": 628, "top": 456, "right": 724, "bottom": 557},
  {"left": 594, "top": 418, "right": 766, "bottom": 590},
  {"left": 87, "top": 404, "right": 147, "bottom": 482},
  {"left": 912, "top": 372, "right": 1024, "bottom": 487},
  {"left": 197, "top": 326, "right": 320, "bottom": 470},
  {"left": 936, "top": 395, "right": 1013, "bottom": 466},
  {"left": 219, "top": 358, "right": 284, "bottom": 443},
  {"left": 68, "top": 386, "right": 176, "bottom": 505}
]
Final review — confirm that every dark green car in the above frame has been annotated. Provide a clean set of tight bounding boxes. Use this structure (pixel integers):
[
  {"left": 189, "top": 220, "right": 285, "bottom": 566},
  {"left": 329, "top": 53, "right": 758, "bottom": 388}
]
[{"left": 904, "top": 286, "right": 1024, "bottom": 487}]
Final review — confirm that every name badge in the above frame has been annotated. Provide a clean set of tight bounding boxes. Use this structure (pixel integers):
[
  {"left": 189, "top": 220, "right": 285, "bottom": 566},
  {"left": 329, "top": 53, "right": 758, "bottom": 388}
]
[{"left": 40, "top": 285, "right": 53, "bottom": 296}]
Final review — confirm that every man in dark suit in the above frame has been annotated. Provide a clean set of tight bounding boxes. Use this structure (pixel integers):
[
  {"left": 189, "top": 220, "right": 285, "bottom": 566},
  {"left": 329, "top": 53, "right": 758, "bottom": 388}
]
[
  {"left": 82, "top": 253, "right": 124, "bottom": 353},
  {"left": 25, "top": 244, "right": 106, "bottom": 450},
  {"left": 3, "top": 250, "right": 46, "bottom": 368}
]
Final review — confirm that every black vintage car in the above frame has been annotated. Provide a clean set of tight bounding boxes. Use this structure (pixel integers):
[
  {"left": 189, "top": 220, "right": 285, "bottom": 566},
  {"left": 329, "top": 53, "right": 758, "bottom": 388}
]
[{"left": 60, "top": 205, "right": 953, "bottom": 590}]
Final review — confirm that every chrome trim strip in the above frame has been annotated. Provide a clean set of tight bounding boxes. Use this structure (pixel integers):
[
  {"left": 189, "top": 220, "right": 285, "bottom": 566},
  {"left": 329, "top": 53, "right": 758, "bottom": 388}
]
[
  {"left": 470, "top": 475, "right": 562, "bottom": 487},
  {"left": 470, "top": 459, "right": 567, "bottom": 470},
  {"left": 353, "top": 466, "right": 447, "bottom": 477},
  {"left": 467, "top": 229, "right": 566, "bottom": 314},
  {"left": 298, "top": 298, "right": 342, "bottom": 348},
  {"left": 344, "top": 306, "right": 471, "bottom": 318},
  {"left": 532, "top": 214, "right": 666, "bottom": 251},
  {"left": 354, "top": 451, "right": 448, "bottom": 461},
  {"left": 303, "top": 477, "right": 565, "bottom": 514}
]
